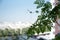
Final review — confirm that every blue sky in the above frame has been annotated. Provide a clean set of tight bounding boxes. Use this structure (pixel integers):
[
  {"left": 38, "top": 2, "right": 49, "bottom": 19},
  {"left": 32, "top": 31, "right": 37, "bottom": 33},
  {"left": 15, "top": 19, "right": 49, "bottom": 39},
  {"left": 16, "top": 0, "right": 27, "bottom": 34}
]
[{"left": 0, "top": 0, "right": 49, "bottom": 23}]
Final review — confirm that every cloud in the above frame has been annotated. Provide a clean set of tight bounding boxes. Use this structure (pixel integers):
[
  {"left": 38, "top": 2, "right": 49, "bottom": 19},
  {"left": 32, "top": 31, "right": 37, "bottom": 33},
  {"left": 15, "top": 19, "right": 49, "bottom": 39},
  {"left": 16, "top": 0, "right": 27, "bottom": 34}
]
[{"left": 0, "top": 21, "right": 32, "bottom": 29}]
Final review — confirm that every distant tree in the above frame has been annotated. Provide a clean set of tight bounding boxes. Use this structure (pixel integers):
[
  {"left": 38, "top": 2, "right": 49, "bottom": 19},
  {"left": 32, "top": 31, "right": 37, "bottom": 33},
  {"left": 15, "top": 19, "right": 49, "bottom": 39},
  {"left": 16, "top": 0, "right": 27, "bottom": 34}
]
[
  {"left": 16, "top": 29, "right": 20, "bottom": 35},
  {"left": 0, "top": 29, "right": 3, "bottom": 37},
  {"left": 22, "top": 27, "right": 29, "bottom": 34}
]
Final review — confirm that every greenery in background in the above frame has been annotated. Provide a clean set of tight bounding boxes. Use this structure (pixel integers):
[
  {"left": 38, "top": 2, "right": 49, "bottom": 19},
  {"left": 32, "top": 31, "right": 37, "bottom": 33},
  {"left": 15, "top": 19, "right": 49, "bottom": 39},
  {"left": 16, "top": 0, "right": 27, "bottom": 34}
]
[
  {"left": 22, "top": 27, "right": 29, "bottom": 34},
  {"left": 0, "top": 27, "right": 30, "bottom": 40},
  {"left": 0, "top": 28, "right": 21, "bottom": 37},
  {"left": 26, "top": 0, "right": 60, "bottom": 37}
]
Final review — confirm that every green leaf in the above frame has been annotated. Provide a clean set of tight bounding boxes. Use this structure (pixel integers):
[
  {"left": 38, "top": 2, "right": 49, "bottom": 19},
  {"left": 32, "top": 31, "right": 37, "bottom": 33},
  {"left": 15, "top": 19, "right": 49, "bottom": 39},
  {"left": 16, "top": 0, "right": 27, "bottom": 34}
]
[{"left": 34, "top": 0, "right": 45, "bottom": 8}]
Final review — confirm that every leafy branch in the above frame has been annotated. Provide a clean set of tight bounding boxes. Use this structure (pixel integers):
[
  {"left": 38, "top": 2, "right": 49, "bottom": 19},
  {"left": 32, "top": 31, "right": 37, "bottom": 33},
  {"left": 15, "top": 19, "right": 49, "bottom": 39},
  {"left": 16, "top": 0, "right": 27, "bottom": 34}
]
[{"left": 26, "top": 0, "right": 60, "bottom": 36}]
